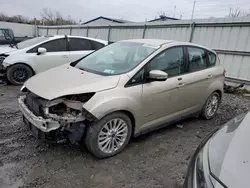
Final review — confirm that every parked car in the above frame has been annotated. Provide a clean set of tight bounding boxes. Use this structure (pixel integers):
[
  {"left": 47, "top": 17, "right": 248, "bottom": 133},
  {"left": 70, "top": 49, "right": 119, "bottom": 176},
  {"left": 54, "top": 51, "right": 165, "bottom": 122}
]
[
  {"left": 19, "top": 39, "right": 225, "bottom": 158},
  {"left": 184, "top": 111, "right": 250, "bottom": 188},
  {"left": 0, "top": 35, "right": 108, "bottom": 85}
]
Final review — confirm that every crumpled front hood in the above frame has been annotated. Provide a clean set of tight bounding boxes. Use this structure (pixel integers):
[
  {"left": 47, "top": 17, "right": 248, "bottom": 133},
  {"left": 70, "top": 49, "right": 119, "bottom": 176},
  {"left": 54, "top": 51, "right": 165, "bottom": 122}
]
[
  {"left": 24, "top": 64, "right": 120, "bottom": 100},
  {"left": 208, "top": 112, "right": 250, "bottom": 187},
  {"left": 0, "top": 46, "right": 17, "bottom": 54}
]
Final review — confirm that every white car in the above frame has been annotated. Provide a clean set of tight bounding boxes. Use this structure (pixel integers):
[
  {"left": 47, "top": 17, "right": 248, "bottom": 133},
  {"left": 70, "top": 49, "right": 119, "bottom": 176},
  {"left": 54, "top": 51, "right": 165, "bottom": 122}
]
[{"left": 0, "top": 35, "right": 108, "bottom": 85}]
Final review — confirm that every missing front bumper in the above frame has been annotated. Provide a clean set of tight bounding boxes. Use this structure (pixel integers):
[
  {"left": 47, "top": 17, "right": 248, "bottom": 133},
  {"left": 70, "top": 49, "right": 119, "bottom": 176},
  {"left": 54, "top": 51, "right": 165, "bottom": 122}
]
[{"left": 18, "top": 95, "right": 61, "bottom": 132}]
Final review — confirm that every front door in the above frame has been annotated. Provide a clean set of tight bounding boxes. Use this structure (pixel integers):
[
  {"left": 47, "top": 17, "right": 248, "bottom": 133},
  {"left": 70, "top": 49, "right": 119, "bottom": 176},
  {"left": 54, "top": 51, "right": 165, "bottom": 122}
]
[
  {"left": 33, "top": 38, "right": 70, "bottom": 73},
  {"left": 141, "top": 46, "right": 188, "bottom": 130}
]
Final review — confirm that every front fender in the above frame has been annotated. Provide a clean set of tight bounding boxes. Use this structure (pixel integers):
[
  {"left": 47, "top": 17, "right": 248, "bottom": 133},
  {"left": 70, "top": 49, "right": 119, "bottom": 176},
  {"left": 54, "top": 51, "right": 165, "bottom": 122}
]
[{"left": 86, "top": 96, "right": 141, "bottom": 120}]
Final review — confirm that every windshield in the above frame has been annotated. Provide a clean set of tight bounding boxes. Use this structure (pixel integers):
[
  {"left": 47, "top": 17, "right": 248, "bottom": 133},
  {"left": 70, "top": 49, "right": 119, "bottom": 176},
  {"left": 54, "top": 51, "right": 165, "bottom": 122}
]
[
  {"left": 17, "top": 37, "right": 49, "bottom": 49},
  {"left": 75, "top": 42, "right": 159, "bottom": 75}
]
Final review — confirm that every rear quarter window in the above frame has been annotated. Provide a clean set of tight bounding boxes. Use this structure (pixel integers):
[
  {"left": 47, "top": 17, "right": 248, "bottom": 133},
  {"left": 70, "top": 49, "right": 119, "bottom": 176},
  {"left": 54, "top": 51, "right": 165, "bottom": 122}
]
[{"left": 207, "top": 51, "right": 216, "bottom": 67}]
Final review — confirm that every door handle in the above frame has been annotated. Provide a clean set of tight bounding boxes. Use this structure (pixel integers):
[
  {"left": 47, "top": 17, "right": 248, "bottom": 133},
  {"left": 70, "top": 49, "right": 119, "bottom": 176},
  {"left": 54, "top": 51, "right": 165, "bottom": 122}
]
[
  {"left": 207, "top": 74, "right": 213, "bottom": 79},
  {"left": 177, "top": 82, "right": 186, "bottom": 88},
  {"left": 62, "top": 55, "right": 68, "bottom": 58}
]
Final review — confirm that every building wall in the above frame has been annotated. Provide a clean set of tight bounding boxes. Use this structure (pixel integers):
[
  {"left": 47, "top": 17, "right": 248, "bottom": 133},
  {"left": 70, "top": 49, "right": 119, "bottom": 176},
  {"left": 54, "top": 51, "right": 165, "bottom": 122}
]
[{"left": 0, "top": 21, "right": 36, "bottom": 37}]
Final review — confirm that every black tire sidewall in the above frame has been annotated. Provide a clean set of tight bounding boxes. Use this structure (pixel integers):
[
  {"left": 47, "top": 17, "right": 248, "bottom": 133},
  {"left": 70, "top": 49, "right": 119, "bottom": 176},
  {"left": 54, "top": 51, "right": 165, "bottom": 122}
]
[
  {"left": 202, "top": 92, "right": 220, "bottom": 120},
  {"left": 7, "top": 64, "right": 33, "bottom": 85},
  {"left": 85, "top": 112, "right": 132, "bottom": 158}
]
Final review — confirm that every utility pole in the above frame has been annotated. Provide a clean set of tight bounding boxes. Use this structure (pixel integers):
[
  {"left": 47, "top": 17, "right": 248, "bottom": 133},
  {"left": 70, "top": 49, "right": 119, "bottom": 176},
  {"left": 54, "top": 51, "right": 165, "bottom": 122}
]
[
  {"left": 173, "top": 5, "right": 176, "bottom": 18},
  {"left": 191, "top": 0, "right": 196, "bottom": 21}
]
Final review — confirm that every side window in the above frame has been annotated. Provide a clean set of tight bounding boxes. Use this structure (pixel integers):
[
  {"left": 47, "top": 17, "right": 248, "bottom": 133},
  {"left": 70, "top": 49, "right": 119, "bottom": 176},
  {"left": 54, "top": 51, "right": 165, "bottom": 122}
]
[
  {"left": 69, "top": 38, "right": 93, "bottom": 51},
  {"left": 188, "top": 47, "right": 207, "bottom": 72},
  {"left": 207, "top": 51, "right": 216, "bottom": 67},
  {"left": 91, "top": 40, "right": 105, "bottom": 50},
  {"left": 40, "top": 39, "right": 67, "bottom": 52},
  {"left": 29, "top": 39, "right": 67, "bottom": 53},
  {"left": 149, "top": 47, "right": 185, "bottom": 77}
]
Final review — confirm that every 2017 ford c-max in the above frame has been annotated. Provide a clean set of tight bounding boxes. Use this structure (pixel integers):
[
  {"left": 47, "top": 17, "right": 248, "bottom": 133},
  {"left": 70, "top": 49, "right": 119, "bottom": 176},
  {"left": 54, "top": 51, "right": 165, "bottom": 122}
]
[{"left": 19, "top": 39, "right": 225, "bottom": 158}]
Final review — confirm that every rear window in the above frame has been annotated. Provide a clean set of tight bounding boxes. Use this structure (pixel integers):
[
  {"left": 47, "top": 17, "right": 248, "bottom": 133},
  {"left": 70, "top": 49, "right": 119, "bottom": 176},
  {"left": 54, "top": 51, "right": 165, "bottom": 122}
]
[
  {"left": 91, "top": 40, "right": 105, "bottom": 50},
  {"left": 69, "top": 38, "right": 93, "bottom": 51}
]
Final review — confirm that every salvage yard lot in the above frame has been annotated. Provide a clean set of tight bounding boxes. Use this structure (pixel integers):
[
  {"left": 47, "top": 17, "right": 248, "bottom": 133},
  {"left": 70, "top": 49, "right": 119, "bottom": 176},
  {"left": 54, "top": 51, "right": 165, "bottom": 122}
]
[{"left": 1, "top": 86, "right": 250, "bottom": 188}]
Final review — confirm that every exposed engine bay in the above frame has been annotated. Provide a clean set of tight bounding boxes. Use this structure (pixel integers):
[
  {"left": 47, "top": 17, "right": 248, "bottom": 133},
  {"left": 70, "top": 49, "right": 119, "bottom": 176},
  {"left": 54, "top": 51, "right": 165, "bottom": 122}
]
[{"left": 21, "top": 91, "right": 97, "bottom": 145}]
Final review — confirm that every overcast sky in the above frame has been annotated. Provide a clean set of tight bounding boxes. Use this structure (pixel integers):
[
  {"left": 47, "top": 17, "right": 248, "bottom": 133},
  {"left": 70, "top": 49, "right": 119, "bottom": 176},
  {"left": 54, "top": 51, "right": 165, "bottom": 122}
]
[{"left": 1, "top": 0, "right": 250, "bottom": 22}]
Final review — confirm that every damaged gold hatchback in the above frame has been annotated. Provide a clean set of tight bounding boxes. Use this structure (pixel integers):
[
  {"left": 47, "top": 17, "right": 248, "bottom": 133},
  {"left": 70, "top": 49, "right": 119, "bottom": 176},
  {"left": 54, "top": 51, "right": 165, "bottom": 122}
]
[{"left": 19, "top": 39, "right": 224, "bottom": 158}]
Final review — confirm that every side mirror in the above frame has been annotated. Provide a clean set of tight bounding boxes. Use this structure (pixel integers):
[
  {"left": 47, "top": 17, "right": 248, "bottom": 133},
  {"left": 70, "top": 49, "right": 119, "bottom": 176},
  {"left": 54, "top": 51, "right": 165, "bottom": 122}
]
[
  {"left": 148, "top": 70, "right": 168, "bottom": 81},
  {"left": 37, "top": 47, "right": 47, "bottom": 55}
]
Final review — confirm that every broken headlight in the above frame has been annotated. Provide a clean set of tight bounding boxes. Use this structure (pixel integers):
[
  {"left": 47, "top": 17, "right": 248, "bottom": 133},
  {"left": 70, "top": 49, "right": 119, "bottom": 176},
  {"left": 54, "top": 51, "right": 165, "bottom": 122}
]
[
  {"left": 0, "top": 54, "right": 9, "bottom": 70},
  {"left": 45, "top": 93, "right": 95, "bottom": 119},
  {"left": 65, "top": 93, "right": 95, "bottom": 103}
]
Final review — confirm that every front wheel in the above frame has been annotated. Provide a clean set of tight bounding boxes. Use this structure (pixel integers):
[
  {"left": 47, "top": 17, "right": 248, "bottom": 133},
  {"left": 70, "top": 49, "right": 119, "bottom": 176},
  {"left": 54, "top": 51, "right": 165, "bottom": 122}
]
[
  {"left": 85, "top": 112, "right": 132, "bottom": 158},
  {"left": 201, "top": 92, "right": 221, "bottom": 119},
  {"left": 6, "top": 64, "right": 33, "bottom": 85}
]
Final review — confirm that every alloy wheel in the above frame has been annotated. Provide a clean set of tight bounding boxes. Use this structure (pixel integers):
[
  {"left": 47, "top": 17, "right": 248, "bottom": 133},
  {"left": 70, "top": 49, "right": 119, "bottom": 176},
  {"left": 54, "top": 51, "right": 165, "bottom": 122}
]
[
  {"left": 98, "top": 118, "right": 128, "bottom": 154},
  {"left": 206, "top": 94, "right": 219, "bottom": 117}
]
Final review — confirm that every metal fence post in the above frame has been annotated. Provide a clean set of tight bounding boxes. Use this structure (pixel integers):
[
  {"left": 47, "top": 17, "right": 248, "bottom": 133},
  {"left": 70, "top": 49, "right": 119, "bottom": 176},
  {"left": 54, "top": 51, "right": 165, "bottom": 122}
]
[
  {"left": 142, "top": 24, "right": 147, "bottom": 38},
  {"left": 46, "top": 27, "right": 49, "bottom": 35},
  {"left": 70, "top": 27, "right": 72, "bottom": 35},
  {"left": 107, "top": 25, "right": 111, "bottom": 41},
  {"left": 36, "top": 26, "right": 39, "bottom": 37},
  {"left": 189, "top": 22, "right": 196, "bottom": 42},
  {"left": 86, "top": 26, "right": 89, "bottom": 37},
  {"left": 56, "top": 28, "right": 59, "bottom": 35}
]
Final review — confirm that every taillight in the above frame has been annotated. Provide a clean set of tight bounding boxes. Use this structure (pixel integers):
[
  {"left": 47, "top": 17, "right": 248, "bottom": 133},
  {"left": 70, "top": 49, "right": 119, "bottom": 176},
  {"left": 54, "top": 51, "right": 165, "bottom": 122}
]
[{"left": 223, "top": 69, "right": 226, "bottom": 77}]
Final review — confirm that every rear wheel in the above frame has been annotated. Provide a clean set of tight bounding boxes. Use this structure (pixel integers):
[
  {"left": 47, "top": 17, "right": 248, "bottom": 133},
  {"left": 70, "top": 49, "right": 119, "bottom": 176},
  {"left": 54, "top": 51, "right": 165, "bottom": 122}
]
[
  {"left": 7, "top": 64, "right": 33, "bottom": 85},
  {"left": 201, "top": 92, "right": 220, "bottom": 119},
  {"left": 85, "top": 112, "right": 132, "bottom": 158}
]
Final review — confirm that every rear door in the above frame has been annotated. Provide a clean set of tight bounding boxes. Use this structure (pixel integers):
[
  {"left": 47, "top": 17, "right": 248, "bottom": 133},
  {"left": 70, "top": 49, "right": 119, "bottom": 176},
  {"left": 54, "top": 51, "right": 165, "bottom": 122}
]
[
  {"left": 179, "top": 46, "right": 216, "bottom": 113},
  {"left": 68, "top": 38, "right": 95, "bottom": 62}
]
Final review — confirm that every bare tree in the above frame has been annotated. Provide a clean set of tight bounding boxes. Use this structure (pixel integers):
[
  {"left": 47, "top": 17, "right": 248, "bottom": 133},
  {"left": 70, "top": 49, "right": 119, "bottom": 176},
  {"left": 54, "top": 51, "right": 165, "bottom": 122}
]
[
  {"left": 229, "top": 8, "right": 250, "bottom": 17},
  {"left": 0, "top": 13, "right": 30, "bottom": 23},
  {"left": 40, "top": 8, "right": 76, "bottom": 25}
]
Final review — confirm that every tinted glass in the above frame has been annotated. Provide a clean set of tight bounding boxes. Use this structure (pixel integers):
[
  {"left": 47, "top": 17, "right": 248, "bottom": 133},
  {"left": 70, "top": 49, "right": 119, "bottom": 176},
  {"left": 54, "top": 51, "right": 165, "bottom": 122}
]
[
  {"left": 188, "top": 47, "right": 207, "bottom": 72},
  {"left": 208, "top": 51, "right": 216, "bottom": 67},
  {"left": 38, "top": 39, "right": 67, "bottom": 52},
  {"left": 75, "top": 42, "right": 158, "bottom": 75},
  {"left": 149, "top": 47, "right": 185, "bottom": 77},
  {"left": 91, "top": 40, "right": 105, "bottom": 50},
  {"left": 69, "top": 38, "right": 93, "bottom": 51}
]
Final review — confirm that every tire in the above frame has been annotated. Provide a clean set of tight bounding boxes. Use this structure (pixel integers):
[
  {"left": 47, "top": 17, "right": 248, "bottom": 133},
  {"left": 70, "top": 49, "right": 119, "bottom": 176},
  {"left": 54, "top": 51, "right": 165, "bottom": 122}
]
[
  {"left": 85, "top": 112, "right": 132, "bottom": 158},
  {"left": 6, "top": 64, "right": 33, "bottom": 85},
  {"left": 201, "top": 92, "right": 221, "bottom": 120}
]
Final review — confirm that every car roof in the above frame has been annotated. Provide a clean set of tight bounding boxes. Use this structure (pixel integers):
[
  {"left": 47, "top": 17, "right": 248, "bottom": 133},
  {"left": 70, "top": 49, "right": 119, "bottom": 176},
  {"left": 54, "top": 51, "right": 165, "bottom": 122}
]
[
  {"left": 119, "top": 39, "right": 174, "bottom": 47},
  {"left": 43, "top": 35, "right": 108, "bottom": 45},
  {"left": 119, "top": 39, "right": 216, "bottom": 54}
]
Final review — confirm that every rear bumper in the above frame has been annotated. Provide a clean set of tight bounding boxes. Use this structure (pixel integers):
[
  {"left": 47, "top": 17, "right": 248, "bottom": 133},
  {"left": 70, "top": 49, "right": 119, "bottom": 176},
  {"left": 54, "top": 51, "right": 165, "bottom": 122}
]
[{"left": 18, "top": 95, "right": 61, "bottom": 132}]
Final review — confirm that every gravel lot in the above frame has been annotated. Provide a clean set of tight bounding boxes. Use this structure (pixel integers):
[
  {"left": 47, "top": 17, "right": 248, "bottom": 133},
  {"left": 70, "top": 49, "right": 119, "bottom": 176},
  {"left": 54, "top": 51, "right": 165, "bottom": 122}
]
[{"left": 1, "top": 86, "right": 250, "bottom": 188}]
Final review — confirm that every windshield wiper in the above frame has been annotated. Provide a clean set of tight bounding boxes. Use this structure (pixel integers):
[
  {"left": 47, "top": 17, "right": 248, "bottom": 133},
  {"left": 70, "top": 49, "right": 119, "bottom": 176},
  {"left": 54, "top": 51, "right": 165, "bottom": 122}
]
[
  {"left": 79, "top": 67, "right": 87, "bottom": 71},
  {"left": 9, "top": 43, "right": 18, "bottom": 49}
]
